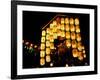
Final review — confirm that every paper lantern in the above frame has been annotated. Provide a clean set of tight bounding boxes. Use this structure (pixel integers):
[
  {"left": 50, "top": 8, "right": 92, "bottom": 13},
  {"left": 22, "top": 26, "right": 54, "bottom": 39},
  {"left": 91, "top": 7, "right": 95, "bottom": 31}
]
[
  {"left": 53, "top": 20, "right": 57, "bottom": 26},
  {"left": 66, "top": 40, "right": 71, "bottom": 48},
  {"left": 72, "top": 49, "right": 78, "bottom": 58},
  {"left": 41, "top": 43, "right": 45, "bottom": 50},
  {"left": 46, "top": 34, "right": 50, "bottom": 40},
  {"left": 46, "top": 28, "right": 51, "bottom": 34},
  {"left": 50, "top": 35, "right": 54, "bottom": 42},
  {"left": 75, "top": 18, "right": 79, "bottom": 25},
  {"left": 70, "top": 25, "right": 75, "bottom": 32},
  {"left": 65, "top": 32, "right": 70, "bottom": 39},
  {"left": 46, "top": 41, "right": 50, "bottom": 47},
  {"left": 78, "top": 52, "right": 83, "bottom": 61},
  {"left": 40, "top": 58, "right": 45, "bottom": 66},
  {"left": 41, "top": 37, "right": 45, "bottom": 42},
  {"left": 42, "top": 30, "right": 46, "bottom": 36},
  {"left": 53, "top": 33, "right": 57, "bottom": 39},
  {"left": 76, "top": 33, "right": 81, "bottom": 41},
  {"left": 50, "top": 43, "right": 54, "bottom": 49},
  {"left": 72, "top": 40, "right": 77, "bottom": 48},
  {"left": 57, "top": 30, "right": 62, "bottom": 36},
  {"left": 65, "top": 24, "right": 69, "bottom": 31},
  {"left": 61, "top": 31, "right": 65, "bottom": 37},
  {"left": 61, "top": 18, "right": 64, "bottom": 24},
  {"left": 71, "top": 32, "right": 76, "bottom": 40},
  {"left": 76, "top": 25, "right": 80, "bottom": 33},
  {"left": 61, "top": 24, "right": 65, "bottom": 30},
  {"left": 46, "top": 48, "right": 50, "bottom": 54},
  {"left": 70, "top": 18, "right": 74, "bottom": 25},
  {"left": 65, "top": 18, "right": 69, "bottom": 24},
  {"left": 46, "top": 55, "right": 51, "bottom": 62},
  {"left": 40, "top": 51, "right": 45, "bottom": 57},
  {"left": 50, "top": 23, "right": 54, "bottom": 29}
]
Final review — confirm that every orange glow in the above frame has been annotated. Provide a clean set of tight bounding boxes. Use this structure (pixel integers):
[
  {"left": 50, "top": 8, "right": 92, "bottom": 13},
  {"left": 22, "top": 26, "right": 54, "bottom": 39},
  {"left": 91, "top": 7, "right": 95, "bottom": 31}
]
[
  {"left": 61, "top": 24, "right": 65, "bottom": 30},
  {"left": 65, "top": 32, "right": 70, "bottom": 39},
  {"left": 50, "top": 43, "right": 54, "bottom": 49},
  {"left": 76, "top": 33, "right": 81, "bottom": 41},
  {"left": 40, "top": 51, "right": 45, "bottom": 57},
  {"left": 70, "top": 18, "right": 74, "bottom": 25},
  {"left": 41, "top": 37, "right": 45, "bottom": 42},
  {"left": 42, "top": 30, "right": 46, "bottom": 36},
  {"left": 66, "top": 40, "right": 71, "bottom": 48},
  {"left": 46, "top": 48, "right": 50, "bottom": 54},
  {"left": 40, "top": 58, "right": 45, "bottom": 66},
  {"left": 75, "top": 18, "right": 79, "bottom": 25},
  {"left": 76, "top": 25, "right": 80, "bottom": 33},
  {"left": 46, "top": 41, "right": 50, "bottom": 47},
  {"left": 70, "top": 25, "right": 75, "bottom": 32},
  {"left": 61, "top": 18, "right": 64, "bottom": 24},
  {"left": 46, "top": 55, "right": 51, "bottom": 62},
  {"left": 41, "top": 43, "right": 45, "bottom": 50},
  {"left": 72, "top": 40, "right": 77, "bottom": 48},
  {"left": 71, "top": 32, "right": 76, "bottom": 40},
  {"left": 72, "top": 49, "right": 78, "bottom": 58},
  {"left": 65, "top": 18, "right": 69, "bottom": 24},
  {"left": 65, "top": 24, "right": 69, "bottom": 31}
]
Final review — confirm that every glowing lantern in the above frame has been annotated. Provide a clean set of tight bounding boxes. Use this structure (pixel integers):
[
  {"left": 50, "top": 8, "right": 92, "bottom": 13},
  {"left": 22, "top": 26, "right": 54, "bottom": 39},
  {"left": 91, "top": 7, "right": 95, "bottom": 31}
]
[
  {"left": 78, "top": 52, "right": 83, "bottom": 61},
  {"left": 70, "top": 18, "right": 74, "bottom": 25},
  {"left": 75, "top": 18, "right": 79, "bottom": 25},
  {"left": 78, "top": 45, "right": 83, "bottom": 51},
  {"left": 41, "top": 43, "right": 45, "bottom": 50},
  {"left": 83, "top": 50, "right": 85, "bottom": 54},
  {"left": 83, "top": 53, "right": 86, "bottom": 58},
  {"left": 57, "top": 24, "right": 61, "bottom": 29},
  {"left": 40, "top": 58, "right": 45, "bottom": 66},
  {"left": 61, "top": 18, "right": 64, "bottom": 24},
  {"left": 50, "top": 23, "right": 54, "bottom": 29},
  {"left": 46, "top": 34, "right": 50, "bottom": 40},
  {"left": 46, "top": 48, "right": 50, "bottom": 54},
  {"left": 50, "top": 35, "right": 54, "bottom": 42},
  {"left": 42, "top": 30, "right": 46, "bottom": 36},
  {"left": 61, "top": 31, "right": 65, "bottom": 37},
  {"left": 50, "top": 43, "right": 54, "bottom": 49},
  {"left": 65, "top": 18, "right": 69, "bottom": 24},
  {"left": 65, "top": 32, "right": 70, "bottom": 39},
  {"left": 46, "top": 28, "right": 51, "bottom": 34},
  {"left": 40, "top": 51, "right": 45, "bottom": 57},
  {"left": 41, "top": 37, "right": 45, "bottom": 42},
  {"left": 65, "top": 24, "right": 69, "bottom": 31},
  {"left": 76, "top": 33, "right": 81, "bottom": 41},
  {"left": 71, "top": 32, "right": 76, "bottom": 40},
  {"left": 53, "top": 20, "right": 57, "bottom": 26},
  {"left": 72, "top": 40, "right": 77, "bottom": 48},
  {"left": 66, "top": 40, "right": 71, "bottom": 48},
  {"left": 70, "top": 25, "right": 75, "bottom": 32},
  {"left": 61, "top": 24, "right": 65, "bottom": 30},
  {"left": 46, "top": 41, "right": 50, "bottom": 47},
  {"left": 53, "top": 33, "right": 57, "bottom": 39},
  {"left": 76, "top": 25, "right": 80, "bottom": 33},
  {"left": 52, "top": 26, "right": 57, "bottom": 32},
  {"left": 72, "top": 49, "right": 78, "bottom": 58},
  {"left": 57, "top": 30, "right": 62, "bottom": 36},
  {"left": 46, "top": 55, "right": 51, "bottom": 62}
]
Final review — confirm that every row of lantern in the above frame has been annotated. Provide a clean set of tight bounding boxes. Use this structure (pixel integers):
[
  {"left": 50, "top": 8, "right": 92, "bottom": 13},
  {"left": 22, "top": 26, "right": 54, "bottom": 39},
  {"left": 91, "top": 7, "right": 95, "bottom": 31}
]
[
  {"left": 51, "top": 17, "right": 79, "bottom": 25},
  {"left": 44, "top": 25, "right": 80, "bottom": 35},
  {"left": 41, "top": 32, "right": 81, "bottom": 43}
]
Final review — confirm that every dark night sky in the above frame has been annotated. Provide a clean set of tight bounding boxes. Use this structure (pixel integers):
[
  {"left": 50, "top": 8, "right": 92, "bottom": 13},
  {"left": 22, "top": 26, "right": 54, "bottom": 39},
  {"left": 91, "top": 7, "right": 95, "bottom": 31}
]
[{"left": 23, "top": 11, "right": 90, "bottom": 68}]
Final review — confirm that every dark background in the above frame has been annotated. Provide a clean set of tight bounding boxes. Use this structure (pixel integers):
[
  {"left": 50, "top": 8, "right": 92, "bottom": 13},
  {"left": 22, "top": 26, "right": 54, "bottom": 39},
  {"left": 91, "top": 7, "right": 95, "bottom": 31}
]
[{"left": 23, "top": 11, "right": 90, "bottom": 68}]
